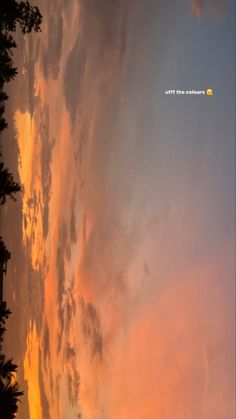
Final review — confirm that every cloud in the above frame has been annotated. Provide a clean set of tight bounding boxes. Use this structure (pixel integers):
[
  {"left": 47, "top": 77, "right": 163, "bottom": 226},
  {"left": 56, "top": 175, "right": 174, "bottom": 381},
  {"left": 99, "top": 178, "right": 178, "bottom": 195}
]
[
  {"left": 25, "top": 264, "right": 45, "bottom": 330},
  {"left": 63, "top": 36, "right": 87, "bottom": 125},
  {"left": 63, "top": 0, "right": 132, "bottom": 124},
  {"left": 63, "top": 341, "right": 81, "bottom": 406},
  {"left": 41, "top": 13, "right": 64, "bottom": 80},
  {"left": 67, "top": 368, "right": 81, "bottom": 407},
  {"left": 56, "top": 222, "right": 78, "bottom": 352},
  {"left": 56, "top": 243, "right": 66, "bottom": 343},
  {"left": 42, "top": 322, "right": 50, "bottom": 363},
  {"left": 79, "top": 298, "right": 103, "bottom": 360},
  {"left": 190, "top": 0, "right": 228, "bottom": 19},
  {"left": 79, "top": 0, "right": 130, "bottom": 61},
  {"left": 24, "top": 322, "right": 44, "bottom": 419},
  {"left": 38, "top": 365, "right": 51, "bottom": 419},
  {"left": 70, "top": 205, "right": 77, "bottom": 244},
  {"left": 39, "top": 110, "right": 55, "bottom": 239}
]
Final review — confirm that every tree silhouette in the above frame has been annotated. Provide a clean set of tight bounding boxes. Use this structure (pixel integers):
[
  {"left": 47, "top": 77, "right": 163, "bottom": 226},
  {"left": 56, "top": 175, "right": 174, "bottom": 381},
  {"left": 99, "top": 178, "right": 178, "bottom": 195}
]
[
  {"left": 0, "top": 61, "right": 18, "bottom": 84},
  {"left": 0, "top": 33, "right": 16, "bottom": 52},
  {"left": 0, "top": 162, "right": 22, "bottom": 204},
  {"left": 0, "top": 381, "right": 23, "bottom": 419},
  {"left": 0, "top": 0, "right": 42, "bottom": 34},
  {"left": 0, "top": 117, "right": 8, "bottom": 132},
  {"left": 0, "top": 356, "right": 17, "bottom": 382},
  {"left": 0, "top": 326, "right": 6, "bottom": 335},
  {"left": 0, "top": 304, "right": 12, "bottom": 324},
  {"left": 0, "top": 91, "right": 8, "bottom": 103}
]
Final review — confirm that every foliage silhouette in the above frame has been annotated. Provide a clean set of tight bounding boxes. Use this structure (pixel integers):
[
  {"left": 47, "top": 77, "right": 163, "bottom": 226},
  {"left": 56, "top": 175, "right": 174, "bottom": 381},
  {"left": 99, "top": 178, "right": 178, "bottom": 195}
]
[
  {"left": 0, "top": 304, "right": 12, "bottom": 324},
  {"left": 0, "top": 356, "right": 17, "bottom": 381},
  {"left": 0, "top": 62, "right": 18, "bottom": 84},
  {"left": 0, "top": 162, "right": 22, "bottom": 204},
  {"left": 0, "top": 0, "right": 42, "bottom": 34},
  {"left": 0, "top": 118, "right": 8, "bottom": 132},
  {"left": 0, "top": 91, "right": 9, "bottom": 103},
  {"left": 0, "top": 380, "right": 23, "bottom": 419},
  {"left": 0, "top": 33, "right": 17, "bottom": 52},
  {"left": 0, "top": 2, "right": 43, "bottom": 417}
]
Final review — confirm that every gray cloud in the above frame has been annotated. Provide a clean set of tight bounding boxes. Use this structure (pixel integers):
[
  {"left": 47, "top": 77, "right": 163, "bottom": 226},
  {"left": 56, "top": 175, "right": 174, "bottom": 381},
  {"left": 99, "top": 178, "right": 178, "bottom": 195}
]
[
  {"left": 63, "top": 36, "right": 87, "bottom": 125},
  {"left": 41, "top": 13, "right": 64, "bottom": 80},
  {"left": 190, "top": 0, "right": 228, "bottom": 18},
  {"left": 79, "top": 298, "right": 103, "bottom": 360},
  {"left": 56, "top": 222, "right": 78, "bottom": 352},
  {"left": 63, "top": 342, "right": 81, "bottom": 407},
  {"left": 79, "top": 0, "right": 131, "bottom": 59},
  {"left": 40, "top": 112, "right": 55, "bottom": 238},
  {"left": 63, "top": 0, "right": 132, "bottom": 124}
]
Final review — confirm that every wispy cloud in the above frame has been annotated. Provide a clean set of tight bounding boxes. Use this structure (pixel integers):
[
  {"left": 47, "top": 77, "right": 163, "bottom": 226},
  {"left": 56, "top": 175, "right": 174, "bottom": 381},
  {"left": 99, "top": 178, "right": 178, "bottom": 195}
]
[{"left": 190, "top": 0, "right": 228, "bottom": 19}]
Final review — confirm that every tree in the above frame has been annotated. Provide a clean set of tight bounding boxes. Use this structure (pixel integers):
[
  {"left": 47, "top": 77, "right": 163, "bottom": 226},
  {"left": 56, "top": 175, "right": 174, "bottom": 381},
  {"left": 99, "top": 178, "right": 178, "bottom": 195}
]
[
  {"left": 0, "top": 91, "right": 9, "bottom": 103},
  {"left": 0, "top": 1, "right": 42, "bottom": 34},
  {"left": 0, "top": 304, "right": 12, "bottom": 324},
  {"left": 0, "top": 381, "right": 23, "bottom": 419},
  {"left": 0, "top": 51, "right": 18, "bottom": 83},
  {"left": 0, "top": 162, "right": 22, "bottom": 204},
  {"left": 0, "top": 33, "right": 17, "bottom": 52},
  {"left": 0, "top": 117, "right": 8, "bottom": 132},
  {"left": 0, "top": 356, "right": 17, "bottom": 381},
  {"left": 0, "top": 326, "right": 6, "bottom": 336}
]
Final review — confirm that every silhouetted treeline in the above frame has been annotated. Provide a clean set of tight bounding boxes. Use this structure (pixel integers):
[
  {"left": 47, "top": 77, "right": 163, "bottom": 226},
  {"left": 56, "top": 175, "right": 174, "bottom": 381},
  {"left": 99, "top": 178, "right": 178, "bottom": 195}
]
[
  {"left": 0, "top": 2, "right": 43, "bottom": 417},
  {"left": 0, "top": 353, "right": 23, "bottom": 419},
  {"left": 0, "top": 237, "right": 23, "bottom": 419},
  {"left": 0, "top": 162, "right": 21, "bottom": 205},
  {"left": 0, "top": 0, "right": 42, "bottom": 131}
]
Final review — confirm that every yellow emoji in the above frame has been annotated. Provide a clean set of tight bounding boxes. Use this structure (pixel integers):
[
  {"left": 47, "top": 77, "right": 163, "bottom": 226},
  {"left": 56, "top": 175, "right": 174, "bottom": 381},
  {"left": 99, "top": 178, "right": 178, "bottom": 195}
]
[{"left": 206, "top": 89, "right": 213, "bottom": 96}]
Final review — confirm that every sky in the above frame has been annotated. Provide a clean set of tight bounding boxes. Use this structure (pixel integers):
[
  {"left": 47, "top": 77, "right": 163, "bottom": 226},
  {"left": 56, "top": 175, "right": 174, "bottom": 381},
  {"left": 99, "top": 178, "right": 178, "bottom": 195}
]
[{"left": 0, "top": 0, "right": 235, "bottom": 418}]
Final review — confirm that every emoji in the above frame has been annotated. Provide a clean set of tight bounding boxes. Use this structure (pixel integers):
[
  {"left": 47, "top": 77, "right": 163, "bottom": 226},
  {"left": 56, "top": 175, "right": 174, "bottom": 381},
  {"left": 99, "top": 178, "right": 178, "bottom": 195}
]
[{"left": 206, "top": 89, "right": 213, "bottom": 96}]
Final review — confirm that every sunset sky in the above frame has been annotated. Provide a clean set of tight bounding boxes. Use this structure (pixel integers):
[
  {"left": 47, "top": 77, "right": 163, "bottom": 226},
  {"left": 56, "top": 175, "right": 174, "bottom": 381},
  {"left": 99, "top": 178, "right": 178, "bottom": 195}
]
[{"left": 1, "top": 0, "right": 235, "bottom": 418}]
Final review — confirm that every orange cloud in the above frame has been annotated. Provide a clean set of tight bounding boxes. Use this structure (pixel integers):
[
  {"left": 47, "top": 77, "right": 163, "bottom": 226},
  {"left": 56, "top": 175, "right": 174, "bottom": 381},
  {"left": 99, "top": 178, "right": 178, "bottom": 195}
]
[
  {"left": 23, "top": 321, "right": 43, "bottom": 419},
  {"left": 15, "top": 110, "right": 44, "bottom": 270}
]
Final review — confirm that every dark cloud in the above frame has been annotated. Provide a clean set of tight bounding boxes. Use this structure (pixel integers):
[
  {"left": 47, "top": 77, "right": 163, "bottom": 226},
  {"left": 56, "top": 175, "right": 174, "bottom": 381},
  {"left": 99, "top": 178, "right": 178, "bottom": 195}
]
[
  {"left": 41, "top": 14, "right": 64, "bottom": 80},
  {"left": 80, "top": 208, "right": 138, "bottom": 308},
  {"left": 64, "top": 343, "right": 81, "bottom": 407},
  {"left": 79, "top": 298, "right": 103, "bottom": 360},
  {"left": 25, "top": 265, "right": 44, "bottom": 330},
  {"left": 79, "top": 0, "right": 132, "bottom": 84},
  {"left": 67, "top": 369, "right": 80, "bottom": 407},
  {"left": 63, "top": 36, "right": 87, "bottom": 125},
  {"left": 79, "top": 0, "right": 131, "bottom": 56},
  {"left": 69, "top": 191, "right": 78, "bottom": 244},
  {"left": 43, "top": 322, "right": 50, "bottom": 362},
  {"left": 39, "top": 110, "right": 55, "bottom": 239},
  {"left": 38, "top": 365, "right": 51, "bottom": 419},
  {"left": 65, "top": 296, "right": 76, "bottom": 329},
  {"left": 56, "top": 222, "right": 77, "bottom": 351},
  {"left": 63, "top": 0, "right": 132, "bottom": 123},
  {"left": 56, "top": 244, "right": 66, "bottom": 346},
  {"left": 66, "top": 346, "right": 76, "bottom": 360},
  {"left": 70, "top": 207, "right": 77, "bottom": 244}
]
